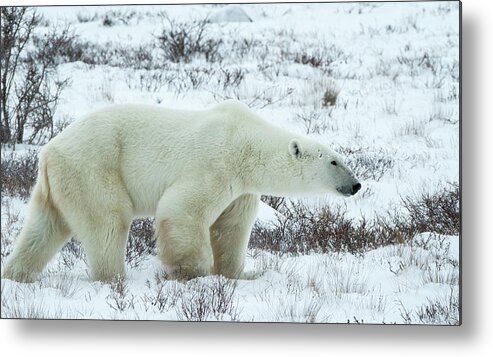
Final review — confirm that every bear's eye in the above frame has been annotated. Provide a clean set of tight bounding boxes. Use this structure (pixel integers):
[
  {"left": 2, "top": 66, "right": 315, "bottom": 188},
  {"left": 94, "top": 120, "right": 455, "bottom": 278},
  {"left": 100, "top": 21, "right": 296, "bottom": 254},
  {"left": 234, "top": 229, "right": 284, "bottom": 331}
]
[
  {"left": 331, "top": 160, "right": 337, "bottom": 166},
  {"left": 319, "top": 153, "right": 323, "bottom": 159}
]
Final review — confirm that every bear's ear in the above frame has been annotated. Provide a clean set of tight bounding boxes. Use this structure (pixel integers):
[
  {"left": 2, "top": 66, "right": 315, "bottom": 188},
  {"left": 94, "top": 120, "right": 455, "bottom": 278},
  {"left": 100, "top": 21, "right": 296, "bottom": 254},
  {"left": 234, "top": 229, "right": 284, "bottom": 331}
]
[{"left": 289, "top": 139, "right": 303, "bottom": 159}]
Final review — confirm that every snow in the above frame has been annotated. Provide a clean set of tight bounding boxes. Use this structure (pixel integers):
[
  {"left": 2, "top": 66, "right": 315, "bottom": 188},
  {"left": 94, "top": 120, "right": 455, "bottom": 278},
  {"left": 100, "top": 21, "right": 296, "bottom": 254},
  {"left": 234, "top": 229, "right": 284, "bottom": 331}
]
[
  {"left": 0, "top": 2, "right": 459, "bottom": 324},
  {"left": 0, "top": 232, "right": 459, "bottom": 323},
  {"left": 209, "top": 5, "right": 252, "bottom": 23}
]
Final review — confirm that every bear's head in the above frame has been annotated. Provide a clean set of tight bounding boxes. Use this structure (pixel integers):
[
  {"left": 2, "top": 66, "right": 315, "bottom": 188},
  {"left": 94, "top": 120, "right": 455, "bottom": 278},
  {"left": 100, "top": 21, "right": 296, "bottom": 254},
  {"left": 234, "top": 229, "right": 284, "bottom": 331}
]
[{"left": 288, "top": 139, "right": 361, "bottom": 197}]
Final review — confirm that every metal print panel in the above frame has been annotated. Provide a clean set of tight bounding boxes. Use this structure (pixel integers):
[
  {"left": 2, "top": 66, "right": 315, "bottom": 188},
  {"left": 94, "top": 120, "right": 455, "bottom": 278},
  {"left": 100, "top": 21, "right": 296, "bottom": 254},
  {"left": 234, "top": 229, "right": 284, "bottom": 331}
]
[{"left": 0, "top": 1, "right": 460, "bottom": 324}]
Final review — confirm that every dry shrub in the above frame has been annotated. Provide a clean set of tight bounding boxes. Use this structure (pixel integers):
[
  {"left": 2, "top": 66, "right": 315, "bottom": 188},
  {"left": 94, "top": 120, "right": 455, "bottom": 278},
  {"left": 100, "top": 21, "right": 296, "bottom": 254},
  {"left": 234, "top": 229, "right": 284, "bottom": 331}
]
[
  {"left": 415, "top": 294, "right": 459, "bottom": 325},
  {"left": 322, "top": 87, "right": 339, "bottom": 107},
  {"left": 0, "top": 150, "right": 38, "bottom": 200},
  {"left": 252, "top": 183, "right": 459, "bottom": 255},
  {"left": 177, "top": 277, "right": 240, "bottom": 321},
  {"left": 403, "top": 182, "right": 459, "bottom": 236},
  {"left": 1, "top": 8, "right": 71, "bottom": 144},
  {"left": 156, "top": 13, "right": 222, "bottom": 63},
  {"left": 336, "top": 146, "right": 394, "bottom": 181},
  {"left": 126, "top": 218, "right": 156, "bottom": 267}
]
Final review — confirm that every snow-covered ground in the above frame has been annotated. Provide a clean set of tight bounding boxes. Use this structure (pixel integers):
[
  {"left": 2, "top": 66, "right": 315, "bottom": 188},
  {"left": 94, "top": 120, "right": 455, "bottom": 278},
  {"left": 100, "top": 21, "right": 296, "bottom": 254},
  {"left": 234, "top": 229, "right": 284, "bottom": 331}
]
[{"left": 0, "top": 2, "right": 460, "bottom": 323}]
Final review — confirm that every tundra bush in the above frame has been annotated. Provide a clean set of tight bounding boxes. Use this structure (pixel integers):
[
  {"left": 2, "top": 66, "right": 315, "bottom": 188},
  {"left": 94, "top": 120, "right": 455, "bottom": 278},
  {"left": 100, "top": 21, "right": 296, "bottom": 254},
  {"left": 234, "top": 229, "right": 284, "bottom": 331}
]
[
  {"left": 252, "top": 183, "right": 459, "bottom": 255},
  {"left": 0, "top": 150, "right": 38, "bottom": 200},
  {"left": 1, "top": 8, "right": 71, "bottom": 145},
  {"left": 156, "top": 13, "right": 222, "bottom": 63}
]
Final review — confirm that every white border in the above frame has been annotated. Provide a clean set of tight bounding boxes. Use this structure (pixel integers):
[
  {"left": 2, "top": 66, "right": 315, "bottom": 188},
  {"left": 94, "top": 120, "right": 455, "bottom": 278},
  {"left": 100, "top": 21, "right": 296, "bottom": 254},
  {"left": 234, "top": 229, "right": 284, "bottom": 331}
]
[{"left": 1, "top": 1, "right": 491, "bottom": 356}]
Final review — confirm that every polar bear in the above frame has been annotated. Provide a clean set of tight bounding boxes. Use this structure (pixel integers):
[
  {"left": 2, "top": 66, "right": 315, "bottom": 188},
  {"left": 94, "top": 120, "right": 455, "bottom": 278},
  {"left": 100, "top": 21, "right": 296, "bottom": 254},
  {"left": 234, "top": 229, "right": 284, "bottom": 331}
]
[{"left": 2, "top": 100, "right": 360, "bottom": 283}]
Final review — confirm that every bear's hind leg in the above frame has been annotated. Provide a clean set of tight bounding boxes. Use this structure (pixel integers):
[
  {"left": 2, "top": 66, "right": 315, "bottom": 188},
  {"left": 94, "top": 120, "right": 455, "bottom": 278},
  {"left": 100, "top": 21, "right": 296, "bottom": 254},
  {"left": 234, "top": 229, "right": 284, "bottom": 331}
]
[
  {"left": 77, "top": 217, "right": 131, "bottom": 283},
  {"left": 2, "top": 184, "right": 71, "bottom": 282},
  {"left": 210, "top": 194, "right": 260, "bottom": 279},
  {"left": 49, "top": 165, "right": 134, "bottom": 283}
]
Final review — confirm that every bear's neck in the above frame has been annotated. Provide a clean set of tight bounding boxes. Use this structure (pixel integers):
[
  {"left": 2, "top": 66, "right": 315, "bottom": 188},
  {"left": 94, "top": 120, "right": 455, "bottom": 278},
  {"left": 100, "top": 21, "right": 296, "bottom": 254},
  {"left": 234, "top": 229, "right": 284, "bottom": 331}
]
[{"left": 233, "top": 127, "right": 306, "bottom": 196}]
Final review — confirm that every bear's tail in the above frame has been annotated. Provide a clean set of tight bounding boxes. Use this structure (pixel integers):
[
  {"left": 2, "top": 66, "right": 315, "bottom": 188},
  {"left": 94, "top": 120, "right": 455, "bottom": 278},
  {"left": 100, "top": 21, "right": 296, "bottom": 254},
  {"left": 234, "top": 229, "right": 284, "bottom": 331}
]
[{"left": 36, "top": 147, "right": 53, "bottom": 205}]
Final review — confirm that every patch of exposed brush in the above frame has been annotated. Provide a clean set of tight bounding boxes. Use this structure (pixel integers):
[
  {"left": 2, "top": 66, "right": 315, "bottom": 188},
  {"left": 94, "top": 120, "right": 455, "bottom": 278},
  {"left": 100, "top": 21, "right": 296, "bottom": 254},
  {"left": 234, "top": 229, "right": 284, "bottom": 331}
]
[{"left": 253, "top": 183, "right": 459, "bottom": 255}]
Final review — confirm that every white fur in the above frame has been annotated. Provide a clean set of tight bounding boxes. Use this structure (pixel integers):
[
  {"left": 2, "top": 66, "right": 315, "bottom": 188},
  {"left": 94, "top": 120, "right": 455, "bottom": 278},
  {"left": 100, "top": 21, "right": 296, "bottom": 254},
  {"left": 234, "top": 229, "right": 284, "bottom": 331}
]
[{"left": 2, "top": 100, "right": 359, "bottom": 282}]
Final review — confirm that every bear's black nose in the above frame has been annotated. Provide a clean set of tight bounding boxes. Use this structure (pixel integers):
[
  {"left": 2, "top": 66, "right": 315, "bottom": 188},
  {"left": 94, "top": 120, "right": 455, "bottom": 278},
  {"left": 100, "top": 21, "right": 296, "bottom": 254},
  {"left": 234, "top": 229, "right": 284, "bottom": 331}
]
[{"left": 352, "top": 183, "right": 362, "bottom": 195}]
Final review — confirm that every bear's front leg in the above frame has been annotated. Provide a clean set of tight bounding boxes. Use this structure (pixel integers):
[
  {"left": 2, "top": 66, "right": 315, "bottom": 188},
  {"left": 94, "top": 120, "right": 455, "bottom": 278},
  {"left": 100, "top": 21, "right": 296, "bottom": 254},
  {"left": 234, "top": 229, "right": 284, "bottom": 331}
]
[
  {"left": 154, "top": 185, "right": 227, "bottom": 280},
  {"left": 157, "top": 217, "right": 213, "bottom": 280},
  {"left": 210, "top": 194, "right": 260, "bottom": 279}
]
